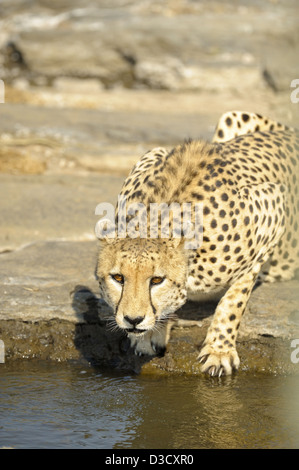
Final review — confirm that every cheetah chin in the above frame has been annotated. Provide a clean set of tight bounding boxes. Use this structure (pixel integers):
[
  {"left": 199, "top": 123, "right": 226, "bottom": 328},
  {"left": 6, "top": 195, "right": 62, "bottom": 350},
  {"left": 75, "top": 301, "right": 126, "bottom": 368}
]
[{"left": 96, "top": 111, "right": 299, "bottom": 377}]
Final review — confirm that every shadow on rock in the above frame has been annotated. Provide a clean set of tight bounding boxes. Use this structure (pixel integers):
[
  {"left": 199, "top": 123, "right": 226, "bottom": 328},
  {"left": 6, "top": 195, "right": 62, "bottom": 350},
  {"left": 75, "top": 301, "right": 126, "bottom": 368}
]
[{"left": 72, "top": 285, "right": 153, "bottom": 373}]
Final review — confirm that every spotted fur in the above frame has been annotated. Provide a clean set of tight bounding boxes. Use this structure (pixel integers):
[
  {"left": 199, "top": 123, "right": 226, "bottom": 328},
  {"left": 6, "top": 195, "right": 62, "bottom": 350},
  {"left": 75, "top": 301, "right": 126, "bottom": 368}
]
[
  {"left": 96, "top": 111, "right": 299, "bottom": 376},
  {"left": 213, "top": 110, "right": 294, "bottom": 143}
]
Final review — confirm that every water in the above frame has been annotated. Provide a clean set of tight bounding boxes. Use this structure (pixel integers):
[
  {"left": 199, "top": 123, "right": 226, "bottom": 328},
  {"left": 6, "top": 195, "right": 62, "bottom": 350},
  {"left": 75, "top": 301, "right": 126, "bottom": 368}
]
[{"left": 0, "top": 361, "right": 299, "bottom": 449}]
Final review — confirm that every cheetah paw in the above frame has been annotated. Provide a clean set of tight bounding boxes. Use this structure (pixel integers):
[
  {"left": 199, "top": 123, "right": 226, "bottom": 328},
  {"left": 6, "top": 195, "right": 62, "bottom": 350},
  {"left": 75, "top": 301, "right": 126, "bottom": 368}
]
[
  {"left": 198, "top": 344, "right": 240, "bottom": 377},
  {"left": 128, "top": 330, "right": 166, "bottom": 357}
]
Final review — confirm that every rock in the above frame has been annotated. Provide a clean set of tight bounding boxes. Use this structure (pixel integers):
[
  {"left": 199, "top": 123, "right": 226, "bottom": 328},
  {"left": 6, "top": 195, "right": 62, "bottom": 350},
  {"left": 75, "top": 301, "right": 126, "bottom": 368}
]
[
  {"left": 53, "top": 77, "right": 104, "bottom": 93},
  {"left": 0, "top": 240, "right": 99, "bottom": 323},
  {"left": 245, "top": 281, "right": 299, "bottom": 339},
  {"left": 0, "top": 101, "right": 217, "bottom": 178},
  {"left": 0, "top": 1, "right": 298, "bottom": 91},
  {"left": 0, "top": 230, "right": 299, "bottom": 373},
  {"left": 0, "top": 173, "right": 124, "bottom": 251}
]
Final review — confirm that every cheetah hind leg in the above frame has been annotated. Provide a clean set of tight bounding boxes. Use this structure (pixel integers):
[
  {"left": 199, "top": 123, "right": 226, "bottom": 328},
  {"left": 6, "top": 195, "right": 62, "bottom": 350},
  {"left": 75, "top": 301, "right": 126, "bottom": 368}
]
[
  {"left": 258, "top": 242, "right": 298, "bottom": 284},
  {"left": 257, "top": 183, "right": 299, "bottom": 283},
  {"left": 212, "top": 110, "right": 291, "bottom": 143}
]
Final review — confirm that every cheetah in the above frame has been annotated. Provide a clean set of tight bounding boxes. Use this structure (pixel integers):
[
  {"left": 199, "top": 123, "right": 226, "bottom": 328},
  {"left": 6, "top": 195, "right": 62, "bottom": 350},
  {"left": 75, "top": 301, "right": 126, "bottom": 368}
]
[{"left": 96, "top": 111, "right": 299, "bottom": 376}]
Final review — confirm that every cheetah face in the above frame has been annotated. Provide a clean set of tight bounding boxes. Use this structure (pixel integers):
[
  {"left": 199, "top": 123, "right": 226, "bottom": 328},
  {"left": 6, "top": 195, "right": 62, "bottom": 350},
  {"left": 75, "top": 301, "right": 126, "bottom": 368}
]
[{"left": 96, "top": 238, "right": 188, "bottom": 335}]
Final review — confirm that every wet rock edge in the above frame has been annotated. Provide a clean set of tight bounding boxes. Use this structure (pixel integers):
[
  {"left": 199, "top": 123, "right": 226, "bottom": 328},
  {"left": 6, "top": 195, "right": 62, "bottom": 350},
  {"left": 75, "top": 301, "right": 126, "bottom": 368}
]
[{"left": 0, "top": 316, "right": 298, "bottom": 376}]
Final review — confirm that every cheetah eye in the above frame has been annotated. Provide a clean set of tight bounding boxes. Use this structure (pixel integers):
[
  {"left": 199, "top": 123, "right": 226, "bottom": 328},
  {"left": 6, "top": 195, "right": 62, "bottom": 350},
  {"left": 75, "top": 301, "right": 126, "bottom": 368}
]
[
  {"left": 110, "top": 273, "right": 124, "bottom": 284},
  {"left": 150, "top": 276, "right": 165, "bottom": 286}
]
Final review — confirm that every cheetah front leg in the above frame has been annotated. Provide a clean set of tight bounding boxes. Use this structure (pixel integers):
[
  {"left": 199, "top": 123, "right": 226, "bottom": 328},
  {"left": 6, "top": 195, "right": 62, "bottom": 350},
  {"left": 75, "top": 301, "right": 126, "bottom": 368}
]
[
  {"left": 129, "top": 320, "right": 172, "bottom": 357},
  {"left": 198, "top": 268, "right": 260, "bottom": 376},
  {"left": 198, "top": 181, "right": 286, "bottom": 376}
]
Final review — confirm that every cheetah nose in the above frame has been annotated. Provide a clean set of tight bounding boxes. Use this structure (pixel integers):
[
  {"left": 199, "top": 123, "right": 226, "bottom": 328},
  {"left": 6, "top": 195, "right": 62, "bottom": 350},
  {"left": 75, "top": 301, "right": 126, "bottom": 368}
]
[{"left": 124, "top": 315, "right": 144, "bottom": 327}]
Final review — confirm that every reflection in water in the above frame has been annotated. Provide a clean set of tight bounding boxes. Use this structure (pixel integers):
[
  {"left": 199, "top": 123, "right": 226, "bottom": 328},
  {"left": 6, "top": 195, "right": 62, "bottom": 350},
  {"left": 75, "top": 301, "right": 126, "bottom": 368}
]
[
  {"left": 126, "top": 374, "right": 299, "bottom": 449},
  {"left": 0, "top": 361, "right": 298, "bottom": 449}
]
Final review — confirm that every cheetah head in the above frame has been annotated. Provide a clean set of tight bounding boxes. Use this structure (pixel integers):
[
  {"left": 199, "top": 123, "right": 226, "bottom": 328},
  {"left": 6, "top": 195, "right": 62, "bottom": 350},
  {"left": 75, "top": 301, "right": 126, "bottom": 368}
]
[{"left": 96, "top": 238, "right": 188, "bottom": 335}]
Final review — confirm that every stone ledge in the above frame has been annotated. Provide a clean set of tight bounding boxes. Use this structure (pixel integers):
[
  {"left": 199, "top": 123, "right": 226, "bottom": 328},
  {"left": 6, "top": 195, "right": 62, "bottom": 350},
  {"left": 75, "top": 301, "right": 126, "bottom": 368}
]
[
  {"left": 0, "top": 239, "right": 299, "bottom": 375},
  {"left": 0, "top": 318, "right": 298, "bottom": 376}
]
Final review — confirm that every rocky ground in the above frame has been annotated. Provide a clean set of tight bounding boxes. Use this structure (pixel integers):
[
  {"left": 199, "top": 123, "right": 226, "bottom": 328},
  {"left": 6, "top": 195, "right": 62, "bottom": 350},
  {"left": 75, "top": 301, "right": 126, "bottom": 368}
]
[{"left": 0, "top": 0, "right": 299, "bottom": 375}]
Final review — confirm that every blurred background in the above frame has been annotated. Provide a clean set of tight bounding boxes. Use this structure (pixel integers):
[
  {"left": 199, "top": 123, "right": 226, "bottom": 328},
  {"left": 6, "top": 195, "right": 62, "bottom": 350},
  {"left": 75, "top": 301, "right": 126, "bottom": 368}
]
[{"left": 0, "top": 0, "right": 298, "bottom": 177}]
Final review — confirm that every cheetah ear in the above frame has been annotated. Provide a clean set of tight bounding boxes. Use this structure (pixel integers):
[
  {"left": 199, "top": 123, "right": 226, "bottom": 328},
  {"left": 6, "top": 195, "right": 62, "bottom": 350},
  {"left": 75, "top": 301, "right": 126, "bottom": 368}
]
[{"left": 95, "top": 218, "right": 115, "bottom": 245}]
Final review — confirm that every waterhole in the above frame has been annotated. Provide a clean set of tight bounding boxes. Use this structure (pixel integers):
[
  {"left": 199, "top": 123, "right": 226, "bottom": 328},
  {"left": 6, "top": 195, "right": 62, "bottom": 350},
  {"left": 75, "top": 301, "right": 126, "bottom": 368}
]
[{"left": 0, "top": 361, "right": 299, "bottom": 449}]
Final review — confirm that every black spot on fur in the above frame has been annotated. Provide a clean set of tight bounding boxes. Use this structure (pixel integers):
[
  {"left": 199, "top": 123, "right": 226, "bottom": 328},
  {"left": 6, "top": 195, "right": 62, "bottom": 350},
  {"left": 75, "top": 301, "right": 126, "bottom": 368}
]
[{"left": 242, "top": 113, "right": 250, "bottom": 122}]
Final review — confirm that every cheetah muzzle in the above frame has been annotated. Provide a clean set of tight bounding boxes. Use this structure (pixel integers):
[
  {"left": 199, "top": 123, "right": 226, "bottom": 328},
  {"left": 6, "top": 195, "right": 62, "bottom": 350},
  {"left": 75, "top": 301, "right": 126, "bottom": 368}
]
[{"left": 96, "top": 111, "right": 299, "bottom": 377}]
